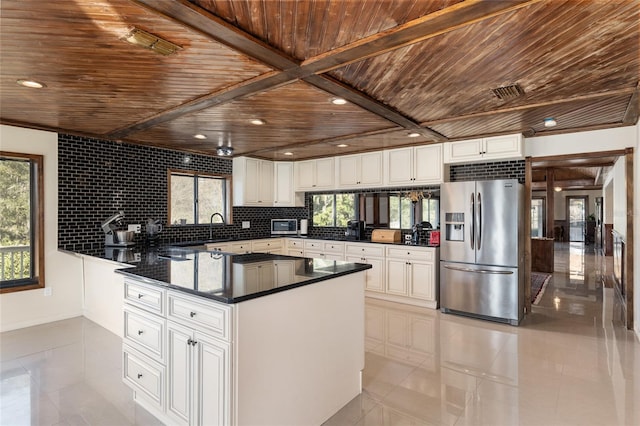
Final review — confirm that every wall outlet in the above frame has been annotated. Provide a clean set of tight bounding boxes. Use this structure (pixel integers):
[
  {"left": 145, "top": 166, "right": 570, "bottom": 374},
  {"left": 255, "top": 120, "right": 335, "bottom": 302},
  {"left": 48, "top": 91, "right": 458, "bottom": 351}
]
[
  {"left": 44, "top": 287, "right": 52, "bottom": 296},
  {"left": 128, "top": 224, "right": 141, "bottom": 233},
  {"left": 242, "top": 221, "right": 250, "bottom": 229}
]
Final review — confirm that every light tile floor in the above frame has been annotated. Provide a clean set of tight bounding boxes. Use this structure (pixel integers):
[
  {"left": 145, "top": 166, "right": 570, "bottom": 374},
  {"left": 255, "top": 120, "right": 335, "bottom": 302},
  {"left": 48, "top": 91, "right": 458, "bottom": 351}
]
[{"left": 1, "top": 242, "right": 638, "bottom": 425}]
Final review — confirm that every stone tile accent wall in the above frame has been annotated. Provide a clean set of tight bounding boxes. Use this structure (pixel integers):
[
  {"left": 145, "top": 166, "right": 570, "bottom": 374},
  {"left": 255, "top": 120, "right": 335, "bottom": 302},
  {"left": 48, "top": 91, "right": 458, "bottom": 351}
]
[
  {"left": 449, "top": 160, "right": 525, "bottom": 184},
  {"left": 58, "top": 134, "right": 306, "bottom": 250}
]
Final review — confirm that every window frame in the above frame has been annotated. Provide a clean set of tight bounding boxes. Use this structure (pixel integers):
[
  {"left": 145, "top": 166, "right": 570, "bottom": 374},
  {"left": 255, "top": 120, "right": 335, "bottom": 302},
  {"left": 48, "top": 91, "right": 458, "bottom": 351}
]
[
  {"left": 0, "top": 151, "right": 45, "bottom": 294},
  {"left": 167, "top": 169, "right": 233, "bottom": 226},
  {"left": 312, "top": 192, "right": 357, "bottom": 227}
]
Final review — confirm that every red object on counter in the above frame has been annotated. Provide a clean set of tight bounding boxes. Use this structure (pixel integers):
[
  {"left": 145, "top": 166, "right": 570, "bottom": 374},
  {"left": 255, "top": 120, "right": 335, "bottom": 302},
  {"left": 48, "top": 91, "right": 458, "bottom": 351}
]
[{"left": 429, "top": 231, "right": 440, "bottom": 246}]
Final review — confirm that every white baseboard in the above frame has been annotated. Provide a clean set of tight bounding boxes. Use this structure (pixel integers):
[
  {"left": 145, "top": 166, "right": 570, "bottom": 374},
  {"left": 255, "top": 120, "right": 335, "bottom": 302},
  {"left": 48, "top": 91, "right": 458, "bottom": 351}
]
[{"left": 0, "top": 311, "right": 83, "bottom": 333}]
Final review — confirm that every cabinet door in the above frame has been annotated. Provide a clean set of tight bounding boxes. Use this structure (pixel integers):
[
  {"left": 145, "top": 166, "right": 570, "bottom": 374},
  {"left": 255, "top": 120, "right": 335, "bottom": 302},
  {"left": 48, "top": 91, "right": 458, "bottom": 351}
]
[
  {"left": 483, "top": 134, "right": 523, "bottom": 160},
  {"left": 166, "top": 323, "right": 193, "bottom": 426},
  {"left": 408, "top": 261, "right": 435, "bottom": 301},
  {"left": 195, "top": 333, "right": 230, "bottom": 426},
  {"left": 274, "top": 162, "right": 303, "bottom": 206},
  {"left": 315, "top": 158, "right": 335, "bottom": 189},
  {"left": 413, "top": 145, "right": 443, "bottom": 184},
  {"left": 444, "top": 139, "right": 483, "bottom": 163},
  {"left": 366, "top": 257, "right": 385, "bottom": 293},
  {"left": 243, "top": 158, "right": 261, "bottom": 204},
  {"left": 387, "top": 147, "right": 414, "bottom": 185},
  {"left": 295, "top": 160, "right": 315, "bottom": 190},
  {"left": 360, "top": 152, "right": 383, "bottom": 186},
  {"left": 337, "top": 155, "right": 360, "bottom": 187},
  {"left": 385, "top": 259, "right": 408, "bottom": 296},
  {"left": 274, "top": 261, "right": 296, "bottom": 286},
  {"left": 258, "top": 160, "right": 274, "bottom": 204}
]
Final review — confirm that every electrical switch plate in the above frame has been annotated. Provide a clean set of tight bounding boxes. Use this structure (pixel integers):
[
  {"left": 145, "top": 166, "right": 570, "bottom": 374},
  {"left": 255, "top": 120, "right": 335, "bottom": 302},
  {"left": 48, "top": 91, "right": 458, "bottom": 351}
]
[
  {"left": 44, "top": 287, "right": 52, "bottom": 296},
  {"left": 242, "top": 221, "right": 250, "bottom": 229},
  {"left": 128, "top": 224, "right": 141, "bottom": 233}
]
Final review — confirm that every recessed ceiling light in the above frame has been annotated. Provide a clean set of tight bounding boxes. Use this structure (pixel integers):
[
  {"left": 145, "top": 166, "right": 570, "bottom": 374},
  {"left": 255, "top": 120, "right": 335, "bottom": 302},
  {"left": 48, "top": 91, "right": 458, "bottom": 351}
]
[
  {"left": 194, "top": 134, "right": 207, "bottom": 140},
  {"left": 554, "top": 186, "right": 562, "bottom": 192},
  {"left": 544, "top": 117, "right": 557, "bottom": 128},
  {"left": 250, "top": 118, "right": 265, "bottom": 125},
  {"left": 284, "top": 152, "right": 293, "bottom": 156},
  {"left": 407, "top": 132, "right": 421, "bottom": 138},
  {"left": 16, "top": 79, "right": 45, "bottom": 89},
  {"left": 337, "top": 144, "right": 349, "bottom": 148},
  {"left": 331, "top": 97, "right": 347, "bottom": 105}
]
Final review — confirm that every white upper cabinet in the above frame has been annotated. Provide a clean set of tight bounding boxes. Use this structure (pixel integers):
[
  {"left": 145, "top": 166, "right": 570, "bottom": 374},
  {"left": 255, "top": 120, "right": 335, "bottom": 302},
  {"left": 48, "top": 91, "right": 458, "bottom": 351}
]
[
  {"left": 274, "top": 162, "right": 304, "bottom": 207},
  {"left": 443, "top": 133, "right": 523, "bottom": 164},
  {"left": 386, "top": 144, "right": 443, "bottom": 186},
  {"left": 336, "top": 152, "right": 383, "bottom": 189},
  {"left": 233, "top": 157, "right": 274, "bottom": 206},
  {"left": 294, "top": 158, "right": 335, "bottom": 191}
]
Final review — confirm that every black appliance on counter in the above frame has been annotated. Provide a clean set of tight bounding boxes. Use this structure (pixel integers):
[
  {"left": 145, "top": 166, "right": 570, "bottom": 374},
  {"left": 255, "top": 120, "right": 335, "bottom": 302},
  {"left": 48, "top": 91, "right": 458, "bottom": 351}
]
[{"left": 345, "top": 220, "right": 366, "bottom": 240}]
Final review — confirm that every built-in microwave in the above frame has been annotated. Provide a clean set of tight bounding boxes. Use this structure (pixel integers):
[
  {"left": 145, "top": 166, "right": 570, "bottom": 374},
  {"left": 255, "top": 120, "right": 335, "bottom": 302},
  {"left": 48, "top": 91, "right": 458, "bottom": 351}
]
[{"left": 271, "top": 219, "right": 298, "bottom": 235}]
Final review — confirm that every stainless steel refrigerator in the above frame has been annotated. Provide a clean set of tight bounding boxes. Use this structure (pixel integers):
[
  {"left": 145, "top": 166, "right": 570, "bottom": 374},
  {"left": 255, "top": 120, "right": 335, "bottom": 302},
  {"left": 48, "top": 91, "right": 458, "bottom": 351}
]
[{"left": 440, "top": 179, "right": 524, "bottom": 325}]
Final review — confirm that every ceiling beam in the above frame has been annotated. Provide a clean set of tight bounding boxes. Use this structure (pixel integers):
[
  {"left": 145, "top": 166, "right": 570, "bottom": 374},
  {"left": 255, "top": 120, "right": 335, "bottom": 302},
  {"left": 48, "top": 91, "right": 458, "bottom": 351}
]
[
  {"left": 532, "top": 179, "right": 596, "bottom": 190},
  {"left": 301, "top": 0, "right": 542, "bottom": 74},
  {"left": 118, "top": 0, "right": 539, "bottom": 141},
  {"left": 622, "top": 82, "right": 639, "bottom": 125}
]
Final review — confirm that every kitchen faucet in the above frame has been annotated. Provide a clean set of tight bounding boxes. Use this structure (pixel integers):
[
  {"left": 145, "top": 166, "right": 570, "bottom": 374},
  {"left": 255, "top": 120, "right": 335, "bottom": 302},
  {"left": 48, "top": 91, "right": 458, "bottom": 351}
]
[{"left": 209, "top": 212, "right": 225, "bottom": 240}]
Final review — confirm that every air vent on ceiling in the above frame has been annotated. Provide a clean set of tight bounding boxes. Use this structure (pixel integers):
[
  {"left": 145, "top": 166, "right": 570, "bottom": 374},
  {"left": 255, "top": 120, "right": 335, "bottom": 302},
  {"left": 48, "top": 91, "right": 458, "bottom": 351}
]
[
  {"left": 121, "top": 28, "right": 181, "bottom": 56},
  {"left": 491, "top": 84, "right": 524, "bottom": 100}
]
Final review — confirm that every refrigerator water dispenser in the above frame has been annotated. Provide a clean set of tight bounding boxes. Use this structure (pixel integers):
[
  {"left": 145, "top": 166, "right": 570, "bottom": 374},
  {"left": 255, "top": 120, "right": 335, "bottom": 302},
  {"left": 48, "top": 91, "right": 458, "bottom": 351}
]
[{"left": 444, "top": 212, "right": 465, "bottom": 241}]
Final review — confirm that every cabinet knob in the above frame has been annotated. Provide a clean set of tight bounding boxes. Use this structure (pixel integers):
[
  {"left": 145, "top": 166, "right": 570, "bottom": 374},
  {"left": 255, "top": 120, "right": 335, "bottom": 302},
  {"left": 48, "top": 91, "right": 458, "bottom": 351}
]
[
  {"left": 137, "top": 373, "right": 143, "bottom": 379},
  {"left": 187, "top": 338, "right": 193, "bottom": 345},
  {"left": 191, "top": 340, "right": 198, "bottom": 346},
  {"left": 137, "top": 294, "right": 143, "bottom": 299},
  {"left": 190, "top": 311, "right": 196, "bottom": 318},
  {"left": 137, "top": 330, "right": 144, "bottom": 335}
]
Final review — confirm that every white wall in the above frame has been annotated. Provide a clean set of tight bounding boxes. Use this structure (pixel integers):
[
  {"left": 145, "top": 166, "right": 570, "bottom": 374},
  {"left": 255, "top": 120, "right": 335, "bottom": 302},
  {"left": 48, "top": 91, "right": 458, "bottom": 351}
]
[
  {"left": 0, "top": 125, "right": 83, "bottom": 332},
  {"left": 525, "top": 126, "right": 635, "bottom": 156},
  {"left": 603, "top": 181, "right": 614, "bottom": 224},
  {"left": 611, "top": 157, "right": 627, "bottom": 238},
  {"left": 635, "top": 120, "right": 640, "bottom": 340}
]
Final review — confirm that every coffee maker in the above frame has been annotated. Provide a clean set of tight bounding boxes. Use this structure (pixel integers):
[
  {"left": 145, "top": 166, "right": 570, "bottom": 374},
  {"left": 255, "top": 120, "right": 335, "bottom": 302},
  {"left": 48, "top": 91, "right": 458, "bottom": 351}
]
[{"left": 345, "top": 220, "right": 366, "bottom": 240}]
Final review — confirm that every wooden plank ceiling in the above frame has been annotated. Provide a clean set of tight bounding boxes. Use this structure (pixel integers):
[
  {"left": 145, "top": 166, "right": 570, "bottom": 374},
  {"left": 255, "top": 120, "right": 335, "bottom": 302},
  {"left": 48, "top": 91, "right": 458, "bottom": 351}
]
[{"left": 1, "top": 0, "right": 638, "bottom": 160}]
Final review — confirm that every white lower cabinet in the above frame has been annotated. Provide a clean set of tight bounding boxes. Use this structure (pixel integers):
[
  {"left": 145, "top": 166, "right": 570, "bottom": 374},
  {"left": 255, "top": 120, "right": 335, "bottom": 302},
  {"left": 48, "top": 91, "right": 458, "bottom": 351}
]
[
  {"left": 166, "top": 322, "right": 230, "bottom": 426},
  {"left": 123, "top": 279, "right": 231, "bottom": 426},
  {"left": 346, "top": 255, "right": 385, "bottom": 293},
  {"left": 384, "top": 246, "right": 438, "bottom": 308}
]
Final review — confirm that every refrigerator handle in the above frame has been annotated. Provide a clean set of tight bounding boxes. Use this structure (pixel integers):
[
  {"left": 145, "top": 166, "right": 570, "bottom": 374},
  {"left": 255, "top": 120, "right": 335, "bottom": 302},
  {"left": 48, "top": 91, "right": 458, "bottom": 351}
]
[
  {"left": 477, "top": 192, "right": 482, "bottom": 250},
  {"left": 470, "top": 192, "right": 475, "bottom": 250}
]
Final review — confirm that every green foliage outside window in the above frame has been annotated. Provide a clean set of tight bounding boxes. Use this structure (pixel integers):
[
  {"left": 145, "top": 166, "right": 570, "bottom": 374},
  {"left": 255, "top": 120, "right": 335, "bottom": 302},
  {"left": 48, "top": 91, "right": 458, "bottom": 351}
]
[
  {"left": 0, "top": 158, "right": 32, "bottom": 281},
  {"left": 312, "top": 193, "right": 356, "bottom": 227}
]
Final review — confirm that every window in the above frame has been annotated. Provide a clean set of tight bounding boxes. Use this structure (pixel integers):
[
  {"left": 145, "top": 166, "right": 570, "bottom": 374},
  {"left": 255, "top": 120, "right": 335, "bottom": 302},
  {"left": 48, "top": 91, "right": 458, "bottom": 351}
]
[
  {"left": 389, "top": 195, "right": 412, "bottom": 229},
  {"left": 168, "top": 170, "right": 231, "bottom": 225},
  {"left": 312, "top": 193, "right": 356, "bottom": 227},
  {"left": 421, "top": 198, "right": 440, "bottom": 229},
  {"left": 0, "top": 152, "right": 44, "bottom": 293}
]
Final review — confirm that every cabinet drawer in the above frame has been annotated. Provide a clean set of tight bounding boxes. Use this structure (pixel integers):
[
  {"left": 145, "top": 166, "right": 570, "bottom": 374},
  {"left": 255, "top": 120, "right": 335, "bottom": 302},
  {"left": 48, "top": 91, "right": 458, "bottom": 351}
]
[
  {"left": 124, "top": 280, "right": 165, "bottom": 315},
  {"left": 123, "top": 345, "right": 165, "bottom": 408},
  {"left": 386, "top": 247, "right": 434, "bottom": 262},
  {"left": 124, "top": 306, "right": 165, "bottom": 362},
  {"left": 288, "top": 249, "right": 304, "bottom": 257},
  {"left": 230, "top": 242, "right": 251, "bottom": 253},
  {"left": 345, "top": 244, "right": 385, "bottom": 257},
  {"left": 287, "top": 239, "right": 304, "bottom": 249},
  {"left": 304, "top": 240, "right": 324, "bottom": 250},
  {"left": 167, "top": 292, "right": 231, "bottom": 341},
  {"left": 252, "top": 240, "right": 283, "bottom": 252},
  {"left": 323, "top": 242, "right": 345, "bottom": 253}
]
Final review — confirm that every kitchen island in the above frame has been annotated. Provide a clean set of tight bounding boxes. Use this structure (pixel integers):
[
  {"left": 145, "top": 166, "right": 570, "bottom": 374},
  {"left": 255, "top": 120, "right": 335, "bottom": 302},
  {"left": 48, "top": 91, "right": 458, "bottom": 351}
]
[{"left": 115, "top": 248, "right": 371, "bottom": 426}]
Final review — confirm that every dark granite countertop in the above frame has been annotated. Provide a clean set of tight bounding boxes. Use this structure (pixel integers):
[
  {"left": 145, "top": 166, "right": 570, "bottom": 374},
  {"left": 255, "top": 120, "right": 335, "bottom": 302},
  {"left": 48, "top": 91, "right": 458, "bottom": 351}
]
[{"left": 106, "top": 247, "right": 371, "bottom": 304}]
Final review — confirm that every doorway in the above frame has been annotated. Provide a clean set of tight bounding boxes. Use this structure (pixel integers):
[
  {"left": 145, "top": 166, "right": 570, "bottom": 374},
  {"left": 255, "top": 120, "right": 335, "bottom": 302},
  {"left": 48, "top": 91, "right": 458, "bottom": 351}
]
[
  {"left": 567, "top": 196, "right": 588, "bottom": 242},
  {"left": 531, "top": 197, "right": 545, "bottom": 237}
]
